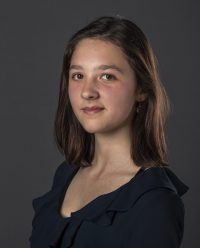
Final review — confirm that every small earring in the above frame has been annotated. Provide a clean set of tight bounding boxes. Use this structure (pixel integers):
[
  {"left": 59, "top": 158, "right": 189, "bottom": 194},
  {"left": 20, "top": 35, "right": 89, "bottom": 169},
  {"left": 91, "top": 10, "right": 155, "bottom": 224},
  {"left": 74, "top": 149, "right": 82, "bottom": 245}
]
[{"left": 136, "top": 102, "right": 142, "bottom": 113}]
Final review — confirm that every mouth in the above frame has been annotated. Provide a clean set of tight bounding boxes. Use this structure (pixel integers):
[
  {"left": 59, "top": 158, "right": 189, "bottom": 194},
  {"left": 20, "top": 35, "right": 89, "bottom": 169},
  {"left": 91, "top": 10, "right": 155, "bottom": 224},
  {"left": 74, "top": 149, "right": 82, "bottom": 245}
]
[{"left": 82, "top": 108, "right": 104, "bottom": 115}]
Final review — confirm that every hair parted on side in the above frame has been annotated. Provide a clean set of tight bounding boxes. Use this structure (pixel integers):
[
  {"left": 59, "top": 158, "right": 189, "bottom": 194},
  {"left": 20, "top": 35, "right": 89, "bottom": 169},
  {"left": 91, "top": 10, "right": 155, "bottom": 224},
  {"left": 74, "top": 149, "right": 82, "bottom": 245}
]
[{"left": 53, "top": 15, "right": 171, "bottom": 169}]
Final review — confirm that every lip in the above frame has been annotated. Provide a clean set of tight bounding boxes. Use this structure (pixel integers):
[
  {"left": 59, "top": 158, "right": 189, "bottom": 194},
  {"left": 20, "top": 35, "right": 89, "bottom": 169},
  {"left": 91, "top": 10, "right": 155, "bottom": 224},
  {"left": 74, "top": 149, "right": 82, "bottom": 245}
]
[
  {"left": 82, "top": 108, "right": 104, "bottom": 115},
  {"left": 82, "top": 106, "right": 104, "bottom": 111}
]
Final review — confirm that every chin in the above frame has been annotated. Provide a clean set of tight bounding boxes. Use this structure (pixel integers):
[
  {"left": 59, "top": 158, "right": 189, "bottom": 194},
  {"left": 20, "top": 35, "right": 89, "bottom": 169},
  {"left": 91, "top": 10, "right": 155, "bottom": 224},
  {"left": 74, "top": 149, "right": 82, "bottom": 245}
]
[
  {"left": 81, "top": 125, "right": 102, "bottom": 134},
  {"left": 80, "top": 122, "right": 105, "bottom": 133}
]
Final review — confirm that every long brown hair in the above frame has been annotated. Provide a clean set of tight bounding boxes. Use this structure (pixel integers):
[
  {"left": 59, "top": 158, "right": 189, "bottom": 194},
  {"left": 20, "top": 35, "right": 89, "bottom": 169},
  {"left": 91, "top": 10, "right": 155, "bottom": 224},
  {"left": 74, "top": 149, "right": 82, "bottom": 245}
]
[{"left": 53, "top": 15, "right": 171, "bottom": 168}]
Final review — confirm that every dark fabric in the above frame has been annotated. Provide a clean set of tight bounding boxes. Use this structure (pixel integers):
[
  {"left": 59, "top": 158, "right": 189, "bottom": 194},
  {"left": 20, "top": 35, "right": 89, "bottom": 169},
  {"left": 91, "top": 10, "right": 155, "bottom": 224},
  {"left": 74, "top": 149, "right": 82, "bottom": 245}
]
[{"left": 29, "top": 161, "right": 189, "bottom": 248}]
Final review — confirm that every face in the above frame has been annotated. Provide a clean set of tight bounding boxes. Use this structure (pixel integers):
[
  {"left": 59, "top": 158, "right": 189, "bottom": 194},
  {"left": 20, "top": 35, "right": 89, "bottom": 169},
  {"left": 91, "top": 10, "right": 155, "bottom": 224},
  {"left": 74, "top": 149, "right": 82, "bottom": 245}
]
[{"left": 68, "top": 38, "right": 141, "bottom": 134}]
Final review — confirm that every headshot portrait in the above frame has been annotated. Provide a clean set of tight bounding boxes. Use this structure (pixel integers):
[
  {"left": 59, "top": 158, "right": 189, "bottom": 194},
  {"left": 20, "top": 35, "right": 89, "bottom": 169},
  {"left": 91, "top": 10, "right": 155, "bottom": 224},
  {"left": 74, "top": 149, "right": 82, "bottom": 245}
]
[
  {"left": 1, "top": 1, "right": 198, "bottom": 248},
  {"left": 29, "top": 15, "right": 190, "bottom": 248}
]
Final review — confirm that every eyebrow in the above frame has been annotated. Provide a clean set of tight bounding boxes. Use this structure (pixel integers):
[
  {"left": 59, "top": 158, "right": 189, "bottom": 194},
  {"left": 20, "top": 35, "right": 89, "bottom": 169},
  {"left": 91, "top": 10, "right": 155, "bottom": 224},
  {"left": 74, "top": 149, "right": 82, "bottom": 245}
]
[{"left": 69, "top": 64, "right": 124, "bottom": 74}]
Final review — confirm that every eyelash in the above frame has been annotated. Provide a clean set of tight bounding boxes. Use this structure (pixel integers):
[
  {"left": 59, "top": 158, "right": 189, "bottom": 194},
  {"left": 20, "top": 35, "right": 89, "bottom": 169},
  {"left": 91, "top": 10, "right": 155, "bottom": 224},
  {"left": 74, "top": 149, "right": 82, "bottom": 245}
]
[{"left": 70, "top": 73, "right": 116, "bottom": 81}]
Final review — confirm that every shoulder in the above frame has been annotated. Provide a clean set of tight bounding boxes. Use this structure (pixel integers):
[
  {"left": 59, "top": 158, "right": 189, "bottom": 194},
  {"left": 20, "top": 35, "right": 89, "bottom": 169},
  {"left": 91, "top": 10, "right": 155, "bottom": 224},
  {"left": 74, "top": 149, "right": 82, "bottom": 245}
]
[
  {"left": 132, "top": 166, "right": 187, "bottom": 219},
  {"left": 132, "top": 187, "right": 185, "bottom": 230},
  {"left": 138, "top": 187, "right": 185, "bottom": 214},
  {"left": 51, "top": 160, "right": 76, "bottom": 190},
  {"left": 126, "top": 188, "right": 185, "bottom": 247},
  {"left": 31, "top": 160, "right": 75, "bottom": 213}
]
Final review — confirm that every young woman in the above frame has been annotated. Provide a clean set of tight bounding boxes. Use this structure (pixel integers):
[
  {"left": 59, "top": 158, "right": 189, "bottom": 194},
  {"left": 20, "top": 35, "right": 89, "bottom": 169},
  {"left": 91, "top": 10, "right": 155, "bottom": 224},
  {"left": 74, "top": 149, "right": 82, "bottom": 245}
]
[{"left": 29, "top": 15, "right": 189, "bottom": 248}]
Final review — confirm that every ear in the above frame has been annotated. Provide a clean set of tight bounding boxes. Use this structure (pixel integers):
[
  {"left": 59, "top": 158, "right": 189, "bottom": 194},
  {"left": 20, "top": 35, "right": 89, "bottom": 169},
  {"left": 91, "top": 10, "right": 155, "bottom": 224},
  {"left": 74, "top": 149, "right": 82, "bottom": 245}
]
[
  {"left": 137, "top": 93, "right": 147, "bottom": 102},
  {"left": 135, "top": 87, "right": 148, "bottom": 102}
]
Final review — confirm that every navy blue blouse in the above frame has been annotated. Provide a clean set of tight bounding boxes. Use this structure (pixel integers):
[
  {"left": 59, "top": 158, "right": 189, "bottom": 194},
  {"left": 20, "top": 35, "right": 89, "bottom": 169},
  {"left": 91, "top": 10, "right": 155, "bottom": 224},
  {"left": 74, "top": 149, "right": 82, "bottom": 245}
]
[{"left": 29, "top": 161, "right": 189, "bottom": 248}]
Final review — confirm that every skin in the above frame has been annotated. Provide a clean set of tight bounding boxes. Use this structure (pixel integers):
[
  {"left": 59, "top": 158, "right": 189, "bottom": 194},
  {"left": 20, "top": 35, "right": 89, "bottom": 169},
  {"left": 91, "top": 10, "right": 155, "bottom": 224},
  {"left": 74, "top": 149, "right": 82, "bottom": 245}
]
[{"left": 68, "top": 38, "right": 146, "bottom": 179}]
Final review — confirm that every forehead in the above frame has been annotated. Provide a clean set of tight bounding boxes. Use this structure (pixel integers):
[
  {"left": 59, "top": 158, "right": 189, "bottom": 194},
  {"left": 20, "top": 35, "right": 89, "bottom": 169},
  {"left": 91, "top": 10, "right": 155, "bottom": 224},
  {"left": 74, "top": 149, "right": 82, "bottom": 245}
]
[
  {"left": 75, "top": 38, "right": 119, "bottom": 49},
  {"left": 73, "top": 38, "right": 126, "bottom": 57},
  {"left": 70, "top": 38, "right": 131, "bottom": 70}
]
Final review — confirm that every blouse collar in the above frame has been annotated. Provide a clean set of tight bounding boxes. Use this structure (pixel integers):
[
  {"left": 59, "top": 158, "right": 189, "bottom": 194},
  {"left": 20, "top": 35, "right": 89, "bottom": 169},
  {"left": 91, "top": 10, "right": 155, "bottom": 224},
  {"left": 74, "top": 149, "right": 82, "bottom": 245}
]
[{"left": 61, "top": 165, "right": 189, "bottom": 225}]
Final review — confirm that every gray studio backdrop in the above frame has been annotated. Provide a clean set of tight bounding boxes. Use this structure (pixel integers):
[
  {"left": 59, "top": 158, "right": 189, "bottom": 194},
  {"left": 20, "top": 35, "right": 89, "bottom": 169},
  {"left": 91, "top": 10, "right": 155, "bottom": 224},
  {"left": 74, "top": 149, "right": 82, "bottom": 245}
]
[{"left": 0, "top": 0, "right": 198, "bottom": 247}]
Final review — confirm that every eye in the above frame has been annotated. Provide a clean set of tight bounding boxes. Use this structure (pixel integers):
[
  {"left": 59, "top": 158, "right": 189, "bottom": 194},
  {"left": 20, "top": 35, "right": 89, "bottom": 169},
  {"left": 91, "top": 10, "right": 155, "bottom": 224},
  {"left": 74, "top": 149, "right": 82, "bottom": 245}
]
[
  {"left": 70, "top": 73, "right": 83, "bottom": 80},
  {"left": 101, "top": 73, "right": 116, "bottom": 81}
]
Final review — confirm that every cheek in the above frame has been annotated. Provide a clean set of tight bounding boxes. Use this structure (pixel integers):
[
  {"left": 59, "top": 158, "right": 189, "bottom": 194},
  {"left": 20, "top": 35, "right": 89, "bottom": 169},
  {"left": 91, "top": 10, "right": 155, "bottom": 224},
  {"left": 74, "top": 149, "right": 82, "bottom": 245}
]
[
  {"left": 68, "top": 84, "right": 79, "bottom": 106},
  {"left": 105, "top": 85, "right": 136, "bottom": 111}
]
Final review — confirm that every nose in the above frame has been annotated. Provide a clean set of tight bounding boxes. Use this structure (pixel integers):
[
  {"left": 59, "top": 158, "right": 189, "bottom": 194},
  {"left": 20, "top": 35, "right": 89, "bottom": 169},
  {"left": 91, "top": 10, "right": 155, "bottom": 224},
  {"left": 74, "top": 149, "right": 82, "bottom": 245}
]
[{"left": 81, "top": 78, "right": 99, "bottom": 99}]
